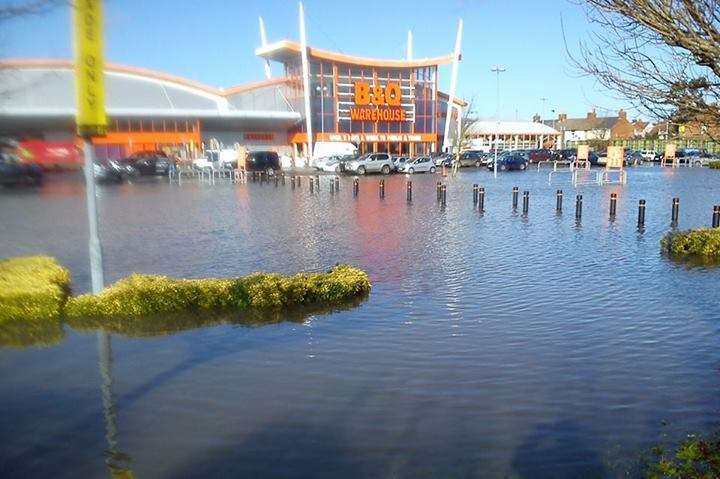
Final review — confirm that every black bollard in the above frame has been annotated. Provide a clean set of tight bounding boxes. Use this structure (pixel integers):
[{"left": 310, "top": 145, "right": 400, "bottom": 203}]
[
  {"left": 291, "top": 175, "right": 296, "bottom": 189},
  {"left": 297, "top": 175, "right": 301, "bottom": 187},
  {"left": 610, "top": 193, "right": 617, "bottom": 218},
  {"left": 436, "top": 181, "right": 442, "bottom": 202},
  {"left": 353, "top": 178, "right": 359, "bottom": 197},
  {"left": 713, "top": 205, "right": 720, "bottom": 228},
  {"left": 330, "top": 178, "right": 335, "bottom": 193},
  {"left": 315, "top": 175, "right": 320, "bottom": 191},
  {"left": 473, "top": 184, "right": 479, "bottom": 205},
  {"left": 281, "top": 172, "right": 286, "bottom": 185},
  {"left": 252, "top": 171, "right": 257, "bottom": 183},
  {"left": 522, "top": 191, "right": 529, "bottom": 215},
  {"left": 379, "top": 180, "right": 385, "bottom": 198},
  {"left": 512, "top": 187, "right": 519, "bottom": 210},
  {"left": 478, "top": 187, "right": 485, "bottom": 212},
  {"left": 441, "top": 184, "right": 447, "bottom": 207},
  {"left": 556, "top": 189, "right": 563, "bottom": 213},
  {"left": 406, "top": 181, "right": 412, "bottom": 202},
  {"left": 334, "top": 176, "right": 340, "bottom": 191},
  {"left": 638, "top": 199, "right": 646, "bottom": 228},
  {"left": 309, "top": 177, "right": 314, "bottom": 193},
  {"left": 575, "top": 194, "right": 583, "bottom": 220},
  {"left": 671, "top": 197, "right": 679, "bottom": 226},
  {"left": 274, "top": 175, "right": 279, "bottom": 187}
]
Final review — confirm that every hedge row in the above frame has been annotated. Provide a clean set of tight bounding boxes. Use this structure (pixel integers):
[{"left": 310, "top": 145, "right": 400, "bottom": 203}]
[
  {"left": 0, "top": 256, "right": 71, "bottom": 323},
  {"left": 661, "top": 228, "right": 720, "bottom": 259},
  {"left": 708, "top": 161, "right": 720, "bottom": 169}
]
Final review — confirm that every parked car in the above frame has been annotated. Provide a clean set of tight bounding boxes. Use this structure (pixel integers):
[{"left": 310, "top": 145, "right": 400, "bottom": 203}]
[
  {"left": 432, "top": 152, "right": 453, "bottom": 167},
  {"left": 555, "top": 148, "right": 577, "bottom": 162},
  {"left": 458, "top": 150, "right": 487, "bottom": 167},
  {"left": 486, "top": 151, "right": 529, "bottom": 171},
  {"left": 315, "top": 155, "right": 345, "bottom": 173},
  {"left": 398, "top": 156, "right": 436, "bottom": 174},
  {"left": 393, "top": 156, "right": 411, "bottom": 171},
  {"left": 640, "top": 149, "right": 657, "bottom": 161},
  {"left": 246, "top": 150, "right": 280, "bottom": 172},
  {"left": 345, "top": 152, "right": 394, "bottom": 175},
  {"left": 120, "top": 151, "right": 170, "bottom": 176},
  {"left": 0, "top": 153, "right": 43, "bottom": 186},
  {"left": 624, "top": 149, "right": 644, "bottom": 166},
  {"left": 677, "top": 148, "right": 717, "bottom": 166},
  {"left": 93, "top": 160, "right": 124, "bottom": 184},
  {"left": 527, "top": 148, "right": 554, "bottom": 163}
]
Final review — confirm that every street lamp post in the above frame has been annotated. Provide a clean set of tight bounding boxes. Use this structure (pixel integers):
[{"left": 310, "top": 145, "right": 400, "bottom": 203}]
[{"left": 491, "top": 65, "right": 506, "bottom": 179}]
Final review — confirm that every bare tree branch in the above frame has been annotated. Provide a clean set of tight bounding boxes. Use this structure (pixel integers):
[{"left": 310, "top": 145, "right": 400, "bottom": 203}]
[{"left": 570, "top": 0, "right": 720, "bottom": 135}]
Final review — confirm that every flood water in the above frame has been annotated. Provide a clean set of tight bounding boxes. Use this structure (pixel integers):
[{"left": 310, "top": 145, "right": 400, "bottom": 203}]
[{"left": 1, "top": 166, "right": 720, "bottom": 478}]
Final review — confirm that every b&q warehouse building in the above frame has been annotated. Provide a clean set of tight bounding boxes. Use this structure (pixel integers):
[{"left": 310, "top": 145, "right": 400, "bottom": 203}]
[{"left": 0, "top": 9, "right": 465, "bottom": 167}]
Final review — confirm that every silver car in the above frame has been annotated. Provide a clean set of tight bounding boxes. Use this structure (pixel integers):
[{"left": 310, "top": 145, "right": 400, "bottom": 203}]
[
  {"left": 398, "top": 156, "right": 436, "bottom": 174},
  {"left": 345, "top": 152, "right": 394, "bottom": 175}
]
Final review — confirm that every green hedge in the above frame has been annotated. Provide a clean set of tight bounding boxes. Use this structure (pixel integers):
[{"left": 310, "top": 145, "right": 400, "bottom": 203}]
[
  {"left": 661, "top": 228, "right": 720, "bottom": 259},
  {"left": 708, "top": 161, "right": 720, "bottom": 169},
  {"left": 0, "top": 256, "right": 71, "bottom": 323},
  {"left": 645, "top": 433, "right": 720, "bottom": 478},
  {"left": 65, "top": 264, "right": 371, "bottom": 319}
]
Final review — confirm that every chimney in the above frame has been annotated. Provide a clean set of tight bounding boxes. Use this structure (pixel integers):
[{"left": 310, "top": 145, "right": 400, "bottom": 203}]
[
  {"left": 587, "top": 109, "right": 597, "bottom": 120},
  {"left": 618, "top": 109, "right": 627, "bottom": 120},
  {"left": 558, "top": 113, "right": 567, "bottom": 122}
]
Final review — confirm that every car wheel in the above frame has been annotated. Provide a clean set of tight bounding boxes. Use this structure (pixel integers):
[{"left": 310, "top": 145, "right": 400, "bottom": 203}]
[
  {"left": 695, "top": 161, "right": 703, "bottom": 167},
  {"left": 500, "top": 164, "right": 507, "bottom": 171},
  {"left": 408, "top": 167, "right": 415, "bottom": 174},
  {"left": 335, "top": 165, "right": 341, "bottom": 173},
  {"left": 357, "top": 166, "right": 366, "bottom": 175},
  {"left": 520, "top": 162, "right": 527, "bottom": 170},
  {"left": 429, "top": 166, "right": 436, "bottom": 173},
  {"left": 381, "top": 165, "right": 390, "bottom": 175},
  {"left": 475, "top": 161, "right": 481, "bottom": 167}
]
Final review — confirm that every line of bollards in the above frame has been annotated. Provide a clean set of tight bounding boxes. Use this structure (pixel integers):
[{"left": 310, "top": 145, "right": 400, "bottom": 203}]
[
  {"left": 638, "top": 199, "right": 646, "bottom": 228},
  {"left": 379, "top": 179, "right": 385, "bottom": 198},
  {"left": 609, "top": 193, "right": 617, "bottom": 218},
  {"left": 522, "top": 191, "right": 529, "bottom": 215},
  {"left": 406, "top": 181, "right": 412, "bottom": 202},
  {"left": 512, "top": 186, "right": 519, "bottom": 210},
  {"left": 575, "top": 194, "right": 583, "bottom": 220},
  {"left": 556, "top": 189, "right": 563, "bottom": 213}
]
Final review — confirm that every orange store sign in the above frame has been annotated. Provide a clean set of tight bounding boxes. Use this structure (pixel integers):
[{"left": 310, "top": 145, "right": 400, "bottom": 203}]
[{"left": 349, "top": 81, "right": 407, "bottom": 122}]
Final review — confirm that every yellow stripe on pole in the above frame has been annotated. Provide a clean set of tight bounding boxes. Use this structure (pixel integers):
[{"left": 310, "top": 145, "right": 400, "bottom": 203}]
[{"left": 74, "top": 0, "right": 107, "bottom": 137}]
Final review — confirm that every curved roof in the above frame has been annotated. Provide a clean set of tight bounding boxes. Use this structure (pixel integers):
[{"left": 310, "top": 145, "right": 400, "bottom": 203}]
[
  {"left": 256, "top": 40, "right": 454, "bottom": 68},
  {"left": 0, "top": 59, "right": 300, "bottom": 125},
  {"left": 468, "top": 121, "right": 560, "bottom": 136},
  {"left": 0, "top": 59, "right": 291, "bottom": 98}
]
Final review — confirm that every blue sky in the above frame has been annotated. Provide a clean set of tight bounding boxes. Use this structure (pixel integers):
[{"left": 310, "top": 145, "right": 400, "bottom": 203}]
[{"left": 0, "top": 0, "right": 635, "bottom": 121}]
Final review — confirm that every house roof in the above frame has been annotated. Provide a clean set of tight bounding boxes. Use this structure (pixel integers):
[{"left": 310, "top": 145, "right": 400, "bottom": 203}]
[
  {"left": 468, "top": 121, "right": 560, "bottom": 136},
  {"left": 543, "top": 116, "right": 619, "bottom": 131}
]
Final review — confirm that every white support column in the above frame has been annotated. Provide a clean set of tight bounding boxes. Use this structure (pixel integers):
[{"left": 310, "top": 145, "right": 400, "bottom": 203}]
[
  {"left": 442, "top": 19, "right": 463, "bottom": 152},
  {"left": 299, "top": 1, "right": 313, "bottom": 166},
  {"left": 259, "top": 16, "right": 272, "bottom": 80},
  {"left": 406, "top": 30, "right": 413, "bottom": 60}
]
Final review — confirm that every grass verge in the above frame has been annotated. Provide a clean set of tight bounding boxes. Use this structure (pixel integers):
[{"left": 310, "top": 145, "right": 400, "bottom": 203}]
[
  {"left": 65, "top": 264, "right": 371, "bottom": 320},
  {"left": 661, "top": 228, "right": 720, "bottom": 260},
  {"left": 0, "top": 256, "right": 71, "bottom": 323}
]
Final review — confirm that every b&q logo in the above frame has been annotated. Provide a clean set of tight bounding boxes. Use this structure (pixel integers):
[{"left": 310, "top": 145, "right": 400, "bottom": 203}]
[{"left": 350, "top": 81, "right": 406, "bottom": 122}]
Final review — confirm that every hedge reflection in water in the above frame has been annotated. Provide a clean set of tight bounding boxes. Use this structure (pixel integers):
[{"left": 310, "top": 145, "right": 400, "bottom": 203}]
[{"left": 0, "top": 294, "right": 368, "bottom": 346}]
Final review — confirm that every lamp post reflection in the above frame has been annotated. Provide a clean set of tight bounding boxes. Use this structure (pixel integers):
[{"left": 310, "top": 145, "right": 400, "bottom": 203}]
[{"left": 98, "top": 331, "right": 134, "bottom": 477}]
